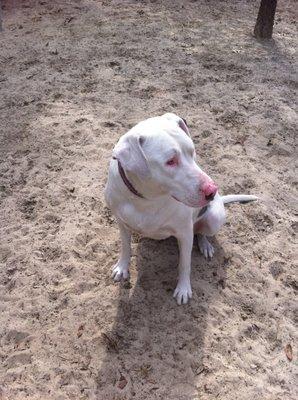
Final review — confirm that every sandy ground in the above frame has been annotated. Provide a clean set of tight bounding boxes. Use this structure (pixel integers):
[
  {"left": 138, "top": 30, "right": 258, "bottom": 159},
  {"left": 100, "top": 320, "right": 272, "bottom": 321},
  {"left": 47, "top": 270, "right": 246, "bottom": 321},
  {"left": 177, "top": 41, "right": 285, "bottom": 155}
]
[{"left": 0, "top": 0, "right": 297, "bottom": 399}]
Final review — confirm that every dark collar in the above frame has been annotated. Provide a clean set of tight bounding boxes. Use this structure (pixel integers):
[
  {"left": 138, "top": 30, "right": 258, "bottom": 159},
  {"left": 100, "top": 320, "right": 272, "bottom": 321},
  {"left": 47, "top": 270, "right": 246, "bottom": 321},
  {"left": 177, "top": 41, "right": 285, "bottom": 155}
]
[
  {"left": 117, "top": 160, "right": 145, "bottom": 199},
  {"left": 197, "top": 205, "right": 208, "bottom": 218}
]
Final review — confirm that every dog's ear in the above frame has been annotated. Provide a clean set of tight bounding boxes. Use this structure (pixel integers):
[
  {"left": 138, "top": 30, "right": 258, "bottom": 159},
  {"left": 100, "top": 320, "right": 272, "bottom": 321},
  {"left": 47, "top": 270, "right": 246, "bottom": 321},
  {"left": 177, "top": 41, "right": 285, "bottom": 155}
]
[
  {"left": 113, "top": 134, "right": 150, "bottom": 178},
  {"left": 162, "top": 113, "right": 190, "bottom": 136}
]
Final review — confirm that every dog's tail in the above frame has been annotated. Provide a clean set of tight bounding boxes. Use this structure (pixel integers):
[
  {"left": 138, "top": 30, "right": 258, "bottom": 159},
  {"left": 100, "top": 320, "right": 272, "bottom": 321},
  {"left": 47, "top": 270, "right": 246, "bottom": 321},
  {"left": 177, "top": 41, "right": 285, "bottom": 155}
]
[{"left": 222, "top": 194, "right": 258, "bottom": 205}]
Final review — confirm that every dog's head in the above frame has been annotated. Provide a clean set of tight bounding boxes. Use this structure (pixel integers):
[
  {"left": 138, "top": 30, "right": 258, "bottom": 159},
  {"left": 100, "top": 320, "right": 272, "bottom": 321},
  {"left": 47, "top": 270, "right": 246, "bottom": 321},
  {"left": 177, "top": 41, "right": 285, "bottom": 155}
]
[{"left": 113, "top": 113, "right": 217, "bottom": 208}]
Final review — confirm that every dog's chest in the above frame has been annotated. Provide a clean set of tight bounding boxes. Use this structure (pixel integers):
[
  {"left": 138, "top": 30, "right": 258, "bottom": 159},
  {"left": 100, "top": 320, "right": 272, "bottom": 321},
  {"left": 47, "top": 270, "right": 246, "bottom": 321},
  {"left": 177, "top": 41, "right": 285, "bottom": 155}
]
[{"left": 115, "top": 202, "right": 175, "bottom": 240}]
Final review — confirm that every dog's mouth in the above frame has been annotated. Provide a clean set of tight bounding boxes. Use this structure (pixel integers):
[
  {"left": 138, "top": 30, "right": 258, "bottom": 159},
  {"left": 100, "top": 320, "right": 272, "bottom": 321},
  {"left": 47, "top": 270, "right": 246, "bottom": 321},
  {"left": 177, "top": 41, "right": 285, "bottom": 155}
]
[
  {"left": 171, "top": 195, "right": 209, "bottom": 208},
  {"left": 171, "top": 195, "right": 183, "bottom": 204}
]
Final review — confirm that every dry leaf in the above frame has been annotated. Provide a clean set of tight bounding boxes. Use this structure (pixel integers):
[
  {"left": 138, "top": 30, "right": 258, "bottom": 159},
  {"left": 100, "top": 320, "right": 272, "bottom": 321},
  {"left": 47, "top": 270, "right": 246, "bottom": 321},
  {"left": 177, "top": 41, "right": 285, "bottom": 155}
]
[
  {"left": 117, "top": 374, "right": 127, "bottom": 389},
  {"left": 77, "top": 324, "right": 85, "bottom": 338},
  {"left": 285, "top": 344, "right": 293, "bottom": 361}
]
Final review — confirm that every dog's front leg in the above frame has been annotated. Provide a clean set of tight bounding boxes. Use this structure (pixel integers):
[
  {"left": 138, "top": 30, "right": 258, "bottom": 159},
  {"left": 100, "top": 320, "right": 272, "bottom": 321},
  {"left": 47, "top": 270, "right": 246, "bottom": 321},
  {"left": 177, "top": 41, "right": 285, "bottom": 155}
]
[
  {"left": 112, "top": 221, "right": 131, "bottom": 281},
  {"left": 173, "top": 228, "right": 193, "bottom": 305}
]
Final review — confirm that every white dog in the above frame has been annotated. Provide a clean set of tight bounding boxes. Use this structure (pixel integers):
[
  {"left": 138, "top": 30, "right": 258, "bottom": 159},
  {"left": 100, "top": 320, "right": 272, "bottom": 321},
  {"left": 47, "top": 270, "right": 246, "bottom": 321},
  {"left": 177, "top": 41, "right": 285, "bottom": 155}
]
[{"left": 105, "top": 113, "right": 257, "bottom": 304}]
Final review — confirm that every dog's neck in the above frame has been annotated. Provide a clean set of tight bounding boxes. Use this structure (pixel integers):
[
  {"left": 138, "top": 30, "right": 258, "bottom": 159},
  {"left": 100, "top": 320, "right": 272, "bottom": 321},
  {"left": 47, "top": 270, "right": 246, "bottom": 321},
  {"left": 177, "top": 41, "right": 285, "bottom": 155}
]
[
  {"left": 117, "top": 161, "right": 145, "bottom": 199},
  {"left": 117, "top": 161, "right": 167, "bottom": 200}
]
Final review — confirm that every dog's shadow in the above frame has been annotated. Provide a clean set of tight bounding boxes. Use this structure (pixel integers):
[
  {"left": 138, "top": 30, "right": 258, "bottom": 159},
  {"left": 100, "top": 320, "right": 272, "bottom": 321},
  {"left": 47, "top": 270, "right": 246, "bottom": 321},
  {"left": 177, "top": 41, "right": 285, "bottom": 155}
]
[{"left": 97, "top": 236, "right": 228, "bottom": 399}]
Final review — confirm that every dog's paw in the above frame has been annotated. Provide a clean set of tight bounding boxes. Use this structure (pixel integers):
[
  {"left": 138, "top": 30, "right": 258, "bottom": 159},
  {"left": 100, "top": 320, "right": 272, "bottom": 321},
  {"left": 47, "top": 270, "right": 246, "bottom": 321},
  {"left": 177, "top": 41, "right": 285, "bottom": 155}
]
[
  {"left": 111, "top": 262, "right": 129, "bottom": 282},
  {"left": 173, "top": 281, "right": 192, "bottom": 305},
  {"left": 197, "top": 235, "right": 214, "bottom": 259}
]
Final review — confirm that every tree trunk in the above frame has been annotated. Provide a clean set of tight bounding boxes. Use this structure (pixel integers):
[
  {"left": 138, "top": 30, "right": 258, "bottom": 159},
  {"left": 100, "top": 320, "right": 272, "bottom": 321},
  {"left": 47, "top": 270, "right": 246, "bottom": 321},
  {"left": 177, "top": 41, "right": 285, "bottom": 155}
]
[
  {"left": 254, "top": 0, "right": 277, "bottom": 39},
  {"left": 0, "top": 0, "right": 3, "bottom": 32}
]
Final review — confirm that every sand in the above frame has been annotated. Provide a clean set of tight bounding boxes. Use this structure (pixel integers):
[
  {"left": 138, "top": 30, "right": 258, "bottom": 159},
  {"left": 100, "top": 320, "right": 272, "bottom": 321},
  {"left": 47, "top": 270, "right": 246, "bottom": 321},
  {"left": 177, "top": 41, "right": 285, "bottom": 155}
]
[{"left": 0, "top": 0, "right": 297, "bottom": 399}]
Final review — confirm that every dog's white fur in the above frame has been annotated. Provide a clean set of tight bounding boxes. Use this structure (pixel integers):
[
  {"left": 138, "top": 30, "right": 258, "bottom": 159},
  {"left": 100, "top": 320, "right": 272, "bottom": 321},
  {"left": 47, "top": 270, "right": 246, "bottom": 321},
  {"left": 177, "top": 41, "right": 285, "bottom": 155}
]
[{"left": 105, "top": 113, "right": 257, "bottom": 304}]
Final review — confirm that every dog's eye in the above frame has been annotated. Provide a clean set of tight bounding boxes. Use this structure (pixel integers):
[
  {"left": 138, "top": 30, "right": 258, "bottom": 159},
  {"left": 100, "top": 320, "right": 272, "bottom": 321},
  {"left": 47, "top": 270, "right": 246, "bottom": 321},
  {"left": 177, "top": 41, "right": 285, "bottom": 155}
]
[{"left": 166, "top": 156, "right": 178, "bottom": 166}]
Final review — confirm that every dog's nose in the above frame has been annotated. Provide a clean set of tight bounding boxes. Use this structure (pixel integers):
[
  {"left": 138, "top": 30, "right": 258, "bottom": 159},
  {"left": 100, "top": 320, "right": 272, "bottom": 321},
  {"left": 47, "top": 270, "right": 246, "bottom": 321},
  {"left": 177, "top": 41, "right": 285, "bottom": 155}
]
[{"left": 202, "top": 182, "right": 218, "bottom": 202}]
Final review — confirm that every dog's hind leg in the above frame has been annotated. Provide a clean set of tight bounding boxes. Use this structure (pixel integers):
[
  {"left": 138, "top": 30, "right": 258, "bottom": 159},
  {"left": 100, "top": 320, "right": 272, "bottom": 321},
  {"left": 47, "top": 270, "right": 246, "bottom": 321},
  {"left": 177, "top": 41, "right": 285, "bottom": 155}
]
[
  {"left": 194, "top": 194, "right": 226, "bottom": 259},
  {"left": 196, "top": 234, "right": 215, "bottom": 259}
]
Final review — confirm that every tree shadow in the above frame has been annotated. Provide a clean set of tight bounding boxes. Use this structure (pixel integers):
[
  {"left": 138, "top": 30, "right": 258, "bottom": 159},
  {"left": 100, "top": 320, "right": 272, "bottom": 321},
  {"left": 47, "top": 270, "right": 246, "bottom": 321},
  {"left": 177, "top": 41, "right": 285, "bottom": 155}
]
[
  {"left": 252, "top": 35, "right": 296, "bottom": 73},
  {"left": 96, "top": 235, "right": 228, "bottom": 399},
  {"left": 1, "top": 0, "right": 18, "bottom": 15}
]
